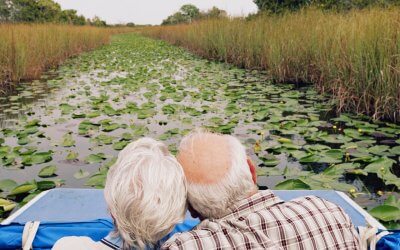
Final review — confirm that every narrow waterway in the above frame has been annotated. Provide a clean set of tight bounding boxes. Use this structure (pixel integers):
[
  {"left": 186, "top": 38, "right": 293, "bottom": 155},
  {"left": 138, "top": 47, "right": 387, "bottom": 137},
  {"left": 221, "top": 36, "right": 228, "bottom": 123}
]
[{"left": 0, "top": 34, "right": 399, "bottom": 223}]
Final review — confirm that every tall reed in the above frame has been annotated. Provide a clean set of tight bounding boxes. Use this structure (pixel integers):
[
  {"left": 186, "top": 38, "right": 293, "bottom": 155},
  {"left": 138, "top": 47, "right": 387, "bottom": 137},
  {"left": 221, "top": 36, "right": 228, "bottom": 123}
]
[
  {"left": 142, "top": 8, "right": 400, "bottom": 122},
  {"left": 0, "top": 24, "right": 113, "bottom": 92}
]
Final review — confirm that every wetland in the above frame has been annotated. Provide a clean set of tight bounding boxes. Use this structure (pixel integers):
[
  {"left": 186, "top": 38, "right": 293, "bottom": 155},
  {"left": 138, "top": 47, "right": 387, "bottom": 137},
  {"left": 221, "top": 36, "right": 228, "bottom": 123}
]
[{"left": 0, "top": 34, "right": 399, "bottom": 227}]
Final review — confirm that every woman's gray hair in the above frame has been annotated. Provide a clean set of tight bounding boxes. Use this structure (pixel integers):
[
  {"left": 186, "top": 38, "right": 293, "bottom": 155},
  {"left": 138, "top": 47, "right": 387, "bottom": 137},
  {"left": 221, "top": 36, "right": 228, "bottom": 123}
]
[
  {"left": 179, "top": 130, "right": 257, "bottom": 219},
  {"left": 104, "top": 138, "right": 187, "bottom": 249}
]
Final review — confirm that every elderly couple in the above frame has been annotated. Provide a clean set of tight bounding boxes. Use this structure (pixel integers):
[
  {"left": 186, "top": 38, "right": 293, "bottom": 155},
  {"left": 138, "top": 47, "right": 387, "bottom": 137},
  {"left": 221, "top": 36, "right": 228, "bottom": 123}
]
[{"left": 54, "top": 130, "right": 360, "bottom": 250}]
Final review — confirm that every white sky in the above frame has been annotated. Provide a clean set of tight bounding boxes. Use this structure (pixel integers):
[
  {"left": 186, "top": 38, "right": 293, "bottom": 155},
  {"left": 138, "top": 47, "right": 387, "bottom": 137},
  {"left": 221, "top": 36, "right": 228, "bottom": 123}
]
[{"left": 54, "top": 0, "right": 258, "bottom": 25}]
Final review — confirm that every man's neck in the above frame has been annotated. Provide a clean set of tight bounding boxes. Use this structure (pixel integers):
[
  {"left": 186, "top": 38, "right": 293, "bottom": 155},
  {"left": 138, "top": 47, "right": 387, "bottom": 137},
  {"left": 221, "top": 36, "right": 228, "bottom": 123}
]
[{"left": 247, "top": 187, "right": 259, "bottom": 198}]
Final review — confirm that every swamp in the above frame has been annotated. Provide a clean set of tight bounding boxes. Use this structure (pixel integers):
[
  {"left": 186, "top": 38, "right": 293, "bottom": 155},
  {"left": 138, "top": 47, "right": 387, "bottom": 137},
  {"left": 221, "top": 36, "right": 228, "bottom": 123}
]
[{"left": 0, "top": 34, "right": 399, "bottom": 228}]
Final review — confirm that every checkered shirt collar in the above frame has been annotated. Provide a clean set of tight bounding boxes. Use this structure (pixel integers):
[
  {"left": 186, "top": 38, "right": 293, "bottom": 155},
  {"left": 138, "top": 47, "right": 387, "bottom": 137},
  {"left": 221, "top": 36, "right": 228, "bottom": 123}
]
[{"left": 222, "top": 189, "right": 283, "bottom": 221}]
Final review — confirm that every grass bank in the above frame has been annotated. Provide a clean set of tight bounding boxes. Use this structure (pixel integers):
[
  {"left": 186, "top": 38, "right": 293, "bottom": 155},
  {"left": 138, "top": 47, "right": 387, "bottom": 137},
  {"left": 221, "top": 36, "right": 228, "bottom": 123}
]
[
  {"left": 0, "top": 24, "right": 122, "bottom": 93},
  {"left": 141, "top": 8, "right": 400, "bottom": 122}
]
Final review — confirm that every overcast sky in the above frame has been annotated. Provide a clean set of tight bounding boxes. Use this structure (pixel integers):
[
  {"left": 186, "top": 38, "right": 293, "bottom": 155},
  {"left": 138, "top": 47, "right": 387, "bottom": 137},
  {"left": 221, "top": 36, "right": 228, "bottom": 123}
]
[{"left": 54, "top": 0, "right": 258, "bottom": 25}]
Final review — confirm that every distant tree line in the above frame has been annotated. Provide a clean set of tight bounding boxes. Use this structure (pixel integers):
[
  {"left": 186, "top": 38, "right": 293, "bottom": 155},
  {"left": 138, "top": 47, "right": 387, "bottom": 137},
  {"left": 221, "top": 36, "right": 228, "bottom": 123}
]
[
  {"left": 162, "top": 5, "right": 227, "bottom": 25},
  {"left": 253, "top": 0, "right": 400, "bottom": 14},
  {"left": 0, "top": 0, "right": 107, "bottom": 26}
]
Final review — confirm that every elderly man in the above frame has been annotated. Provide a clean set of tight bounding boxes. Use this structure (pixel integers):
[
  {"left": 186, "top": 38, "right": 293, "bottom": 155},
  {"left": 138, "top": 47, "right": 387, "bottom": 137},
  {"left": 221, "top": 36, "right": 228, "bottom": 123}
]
[
  {"left": 53, "top": 138, "right": 193, "bottom": 250},
  {"left": 162, "top": 131, "right": 360, "bottom": 249}
]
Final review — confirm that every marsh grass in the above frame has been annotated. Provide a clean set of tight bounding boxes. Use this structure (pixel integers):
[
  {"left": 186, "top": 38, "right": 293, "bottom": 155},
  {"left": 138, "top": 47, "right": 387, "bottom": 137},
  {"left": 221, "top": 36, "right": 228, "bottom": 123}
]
[
  {"left": 0, "top": 24, "right": 118, "bottom": 93},
  {"left": 142, "top": 8, "right": 400, "bottom": 122}
]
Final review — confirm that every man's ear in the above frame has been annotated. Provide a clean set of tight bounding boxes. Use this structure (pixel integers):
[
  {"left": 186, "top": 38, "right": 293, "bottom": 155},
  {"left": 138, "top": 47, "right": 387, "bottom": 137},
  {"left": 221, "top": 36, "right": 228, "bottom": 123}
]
[{"left": 247, "top": 157, "right": 257, "bottom": 184}]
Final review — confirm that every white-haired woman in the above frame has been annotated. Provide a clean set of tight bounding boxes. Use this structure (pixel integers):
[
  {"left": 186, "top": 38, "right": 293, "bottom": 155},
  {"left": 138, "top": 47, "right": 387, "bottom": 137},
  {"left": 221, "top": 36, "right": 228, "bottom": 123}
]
[{"left": 53, "top": 138, "right": 196, "bottom": 250}]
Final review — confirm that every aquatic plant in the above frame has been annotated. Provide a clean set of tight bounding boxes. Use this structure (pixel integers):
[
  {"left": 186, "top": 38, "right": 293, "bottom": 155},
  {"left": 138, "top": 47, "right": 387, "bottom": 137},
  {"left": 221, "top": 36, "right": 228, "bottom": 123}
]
[
  {"left": 141, "top": 8, "right": 400, "bottom": 122},
  {"left": 0, "top": 24, "right": 135, "bottom": 93},
  {"left": 0, "top": 34, "right": 399, "bottom": 227}
]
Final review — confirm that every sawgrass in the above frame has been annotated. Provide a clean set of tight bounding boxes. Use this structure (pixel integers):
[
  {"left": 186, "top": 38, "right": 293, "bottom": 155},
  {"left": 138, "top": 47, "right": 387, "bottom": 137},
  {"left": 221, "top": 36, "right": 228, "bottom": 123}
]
[
  {"left": 142, "top": 8, "right": 400, "bottom": 121},
  {"left": 0, "top": 24, "right": 129, "bottom": 93}
]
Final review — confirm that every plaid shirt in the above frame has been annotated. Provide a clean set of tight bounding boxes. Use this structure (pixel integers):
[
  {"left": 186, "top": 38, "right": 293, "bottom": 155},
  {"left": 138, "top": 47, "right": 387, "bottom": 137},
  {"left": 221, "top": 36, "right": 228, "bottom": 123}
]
[{"left": 161, "top": 190, "right": 360, "bottom": 250}]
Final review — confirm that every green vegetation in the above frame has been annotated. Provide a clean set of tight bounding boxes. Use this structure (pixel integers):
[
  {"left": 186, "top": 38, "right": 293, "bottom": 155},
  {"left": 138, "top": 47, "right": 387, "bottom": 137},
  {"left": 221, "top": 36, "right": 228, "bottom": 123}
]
[
  {"left": 0, "top": 24, "right": 113, "bottom": 92},
  {"left": 0, "top": 1, "right": 139, "bottom": 92},
  {"left": 143, "top": 7, "right": 400, "bottom": 122},
  {"left": 253, "top": 0, "right": 400, "bottom": 13},
  {"left": 0, "top": 34, "right": 399, "bottom": 227},
  {"left": 0, "top": 0, "right": 106, "bottom": 26},
  {"left": 162, "top": 4, "right": 227, "bottom": 25}
]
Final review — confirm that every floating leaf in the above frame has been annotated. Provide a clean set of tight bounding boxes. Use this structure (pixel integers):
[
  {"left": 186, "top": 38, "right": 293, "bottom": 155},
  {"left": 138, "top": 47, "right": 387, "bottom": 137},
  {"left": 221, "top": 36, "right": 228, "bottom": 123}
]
[
  {"left": 37, "top": 180, "right": 57, "bottom": 190},
  {"left": 368, "top": 145, "right": 390, "bottom": 155},
  {"left": 72, "top": 113, "right": 86, "bottom": 119},
  {"left": 162, "top": 104, "right": 179, "bottom": 114},
  {"left": 102, "top": 123, "right": 120, "bottom": 132},
  {"left": 304, "top": 144, "right": 331, "bottom": 152},
  {"left": 121, "top": 132, "right": 133, "bottom": 141},
  {"left": 9, "top": 183, "right": 37, "bottom": 196},
  {"left": 59, "top": 103, "right": 75, "bottom": 114},
  {"left": 275, "top": 179, "right": 311, "bottom": 190},
  {"left": 364, "top": 157, "right": 395, "bottom": 174},
  {"left": 102, "top": 104, "right": 117, "bottom": 116},
  {"left": 323, "top": 163, "right": 360, "bottom": 176},
  {"left": 113, "top": 141, "right": 129, "bottom": 151},
  {"left": 384, "top": 195, "right": 400, "bottom": 207},
  {"left": 85, "top": 173, "right": 106, "bottom": 187},
  {"left": 299, "top": 154, "right": 320, "bottom": 163},
  {"left": 38, "top": 165, "right": 57, "bottom": 178},
  {"left": 389, "top": 146, "right": 400, "bottom": 155},
  {"left": 369, "top": 205, "right": 400, "bottom": 222},
  {"left": 17, "top": 136, "right": 29, "bottom": 145},
  {"left": 323, "top": 149, "right": 343, "bottom": 159},
  {"left": 0, "top": 199, "right": 16, "bottom": 212},
  {"left": 85, "top": 153, "right": 106, "bottom": 164},
  {"left": 93, "top": 134, "right": 114, "bottom": 145},
  {"left": 131, "top": 125, "right": 149, "bottom": 136},
  {"left": 19, "top": 191, "right": 41, "bottom": 207},
  {"left": 0, "top": 179, "right": 18, "bottom": 192},
  {"left": 260, "top": 154, "right": 280, "bottom": 167},
  {"left": 61, "top": 133, "right": 75, "bottom": 147},
  {"left": 22, "top": 151, "right": 53, "bottom": 166},
  {"left": 78, "top": 120, "right": 100, "bottom": 136},
  {"left": 74, "top": 169, "right": 90, "bottom": 179},
  {"left": 66, "top": 151, "right": 79, "bottom": 161}
]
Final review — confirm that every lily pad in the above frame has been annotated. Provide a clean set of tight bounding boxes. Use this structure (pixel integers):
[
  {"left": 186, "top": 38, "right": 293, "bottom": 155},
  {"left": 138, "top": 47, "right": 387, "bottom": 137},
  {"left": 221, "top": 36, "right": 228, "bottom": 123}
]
[
  {"left": 369, "top": 205, "right": 400, "bottom": 222},
  {"left": 66, "top": 151, "right": 78, "bottom": 161},
  {"left": 85, "top": 153, "right": 107, "bottom": 164},
  {"left": 61, "top": 133, "right": 75, "bottom": 147},
  {"left": 0, "top": 199, "right": 16, "bottom": 212},
  {"left": 102, "top": 123, "right": 121, "bottom": 132},
  {"left": 9, "top": 183, "right": 37, "bottom": 196},
  {"left": 59, "top": 103, "right": 75, "bottom": 114},
  {"left": 38, "top": 165, "right": 57, "bottom": 178},
  {"left": 389, "top": 146, "right": 400, "bottom": 155},
  {"left": 260, "top": 154, "right": 280, "bottom": 167},
  {"left": 37, "top": 180, "right": 57, "bottom": 190},
  {"left": 22, "top": 151, "right": 53, "bottom": 166},
  {"left": 113, "top": 141, "right": 129, "bottom": 151},
  {"left": 299, "top": 154, "right": 320, "bottom": 163},
  {"left": 275, "top": 179, "right": 311, "bottom": 190},
  {"left": 74, "top": 169, "right": 90, "bottom": 179},
  {"left": 85, "top": 173, "right": 106, "bottom": 188},
  {"left": 368, "top": 145, "right": 390, "bottom": 155},
  {"left": 0, "top": 179, "right": 18, "bottom": 192}
]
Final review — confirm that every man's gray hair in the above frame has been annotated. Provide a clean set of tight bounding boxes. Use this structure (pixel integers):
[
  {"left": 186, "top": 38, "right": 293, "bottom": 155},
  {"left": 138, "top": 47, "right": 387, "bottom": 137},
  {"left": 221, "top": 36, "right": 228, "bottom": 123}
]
[
  {"left": 104, "top": 138, "right": 187, "bottom": 249},
  {"left": 179, "top": 131, "right": 257, "bottom": 219}
]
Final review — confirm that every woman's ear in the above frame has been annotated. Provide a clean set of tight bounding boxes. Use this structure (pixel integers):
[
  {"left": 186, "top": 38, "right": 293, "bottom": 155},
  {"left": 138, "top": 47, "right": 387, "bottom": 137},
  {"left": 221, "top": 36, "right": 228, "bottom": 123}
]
[{"left": 247, "top": 157, "right": 257, "bottom": 184}]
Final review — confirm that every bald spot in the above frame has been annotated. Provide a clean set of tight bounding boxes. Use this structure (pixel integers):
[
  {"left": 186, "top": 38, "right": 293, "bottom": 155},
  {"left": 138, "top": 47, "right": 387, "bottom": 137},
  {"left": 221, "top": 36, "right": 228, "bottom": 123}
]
[{"left": 177, "top": 133, "right": 231, "bottom": 184}]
